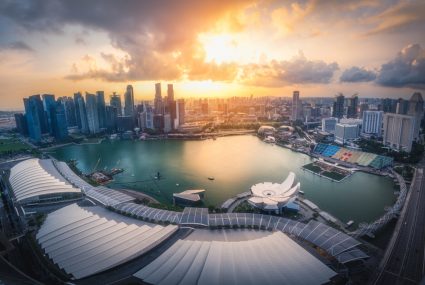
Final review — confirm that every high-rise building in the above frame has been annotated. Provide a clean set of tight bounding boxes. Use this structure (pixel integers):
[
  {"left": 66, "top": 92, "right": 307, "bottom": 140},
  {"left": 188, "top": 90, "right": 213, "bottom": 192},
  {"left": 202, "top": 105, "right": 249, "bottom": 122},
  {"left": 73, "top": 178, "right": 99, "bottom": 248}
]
[
  {"left": 124, "top": 85, "right": 134, "bottom": 116},
  {"left": 291, "top": 91, "right": 301, "bottom": 121},
  {"left": 76, "top": 95, "right": 89, "bottom": 134},
  {"left": 14, "top": 113, "right": 28, "bottom": 136},
  {"left": 359, "top": 103, "right": 369, "bottom": 119},
  {"left": 381, "top": 98, "right": 397, "bottom": 113},
  {"left": 383, "top": 113, "right": 416, "bottom": 152},
  {"left": 117, "top": 116, "right": 134, "bottom": 132},
  {"left": 164, "top": 114, "right": 172, "bottom": 133},
  {"left": 61, "top": 97, "right": 77, "bottom": 127},
  {"left": 362, "top": 111, "right": 383, "bottom": 137},
  {"left": 407, "top": 92, "right": 424, "bottom": 140},
  {"left": 154, "top": 83, "right": 163, "bottom": 114},
  {"left": 110, "top": 93, "right": 122, "bottom": 116},
  {"left": 396, "top": 98, "right": 409, "bottom": 115},
  {"left": 23, "top": 96, "right": 43, "bottom": 142},
  {"left": 321, "top": 117, "right": 338, "bottom": 134},
  {"left": 50, "top": 102, "right": 69, "bottom": 140},
  {"left": 42, "top": 94, "right": 56, "bottom": 134},
  {"left": 74, "top": 92, "right": 83, "bottom": 129},
  {"left": 176, "top": 99, "right": 185, "bottom": 128},
  {"left": 332, "top": 94, "right": 345, "bottom": 119},
  {"left": 334, "top": 123, "right": 360, "bottom": 144},
  {"left": 85, "top": 93, "right": 100, "bottom": 134},
  {"left": 96, "top": 91, "right": 106, "bottom": 129},
  {"left": 105, "top": 106, "right": 118, "bottom": 132},
  {"left": 346, "top": 95, "right": 358, "bottom": 118},
  {"left": 167, "top": 84, "right": 177, "bottom": 129}
]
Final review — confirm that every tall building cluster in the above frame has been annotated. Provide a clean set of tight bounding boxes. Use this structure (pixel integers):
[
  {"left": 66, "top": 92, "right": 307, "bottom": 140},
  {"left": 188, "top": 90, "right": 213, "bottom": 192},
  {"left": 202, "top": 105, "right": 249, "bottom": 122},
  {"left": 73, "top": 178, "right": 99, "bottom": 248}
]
[{"left": 15, "top": 83, "right": 186, "bottom": 143}]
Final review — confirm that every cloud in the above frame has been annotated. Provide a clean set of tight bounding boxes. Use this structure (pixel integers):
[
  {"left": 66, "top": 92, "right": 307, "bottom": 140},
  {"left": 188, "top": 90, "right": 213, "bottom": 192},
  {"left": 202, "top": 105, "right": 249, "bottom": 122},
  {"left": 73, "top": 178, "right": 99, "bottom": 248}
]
[
  {"left": 363, "top": 1, "right": 425, "bottom": 36},
  {"left": 1, "top": 41, "right": 34, "bottom": 52},
  {"left": 340, "top": 66, "right": 376, "bottom": 82},
  {"left": 376, "top": 43, "right": 425, "bottom": 89},
  {"left": 0, "top": 0, "right": 252, "bottom": 82},
  {"left": 239, "top": 52, "right": 339, "bottom": 87}
]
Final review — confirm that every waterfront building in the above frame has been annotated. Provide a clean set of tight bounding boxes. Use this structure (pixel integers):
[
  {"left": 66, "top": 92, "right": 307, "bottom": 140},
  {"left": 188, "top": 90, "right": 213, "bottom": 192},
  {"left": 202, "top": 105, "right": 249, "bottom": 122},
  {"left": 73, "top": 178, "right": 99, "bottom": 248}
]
[
  {"left": 14, "top": 113, "right": 28, "bottom": 135},
  {"left": 85, "top": 93, "right": 100, "bottom": 134},
  {"left": 116, "top": 115, "right": 134, "bottom": 132},
  {"left": 334, "top": 123, "right": 360, "bottom": 144},
  {"left": 291, "top": 90, "right": 301, "bottom": 121},
  {"left": 332, "top": 94, "right": 345, "bottom": 119},
  {"left": 139, "top": 104, "right": 154, "bottom": 130},
  {"left": 23, "top": 96, "right": 43, "bottom": 142},
  {"left": 321, "top": 117, "right": 338, "bottom": 134},
  {"left": 96, "top": 91, "right": 106, "bottom": 129},
  {"left": 124, "top": 85, "right": 134, "bottom": 116},
  {"left": 110, "top": 93, "right": 122, "bottom": 116},
  {"left": 153, "top": 114, "right": 164, "bottom": 130},
  {"left": 362, "top": 111, "right": 383, "bottom": 137},
  {"left": 176, "top": 99, "right": 185, "bottom": 128},
  {"left": 61, "top": 97, "right": 77, "bottom": 127},
  {"left": 42, "top": 94, "right": 56, "bottom": 134},
  {"left": 76, "top": 95, "right": 89, "bottom": 134},
  {"left": 73, "top": 92, "right": 83, "bottom": 129},
  {"left": 383, "top": 113, "right": 416, "bottom": 152},
  {"left": 105, "top": 105, "right": 118, "bottom": 132},
  {"left": 407, "top": 92, "right": 424, "bottom": 140},
  {"left": 50, "top": 102, "right": 69, "bottom": 140},
  {"left": 346, "top": 94, "right": 358, "bottom": 118},
  {"left": 164, "top": 113, "right": 172, "bottom": 133},
  {"left": 248, "top": 172, "right": 300, "bottom": 213},
  {"left": 154, "top": 83, "right": 163, "bottom": 114},
  {"left": 167, "top": 84, "right": 177, "bottom": 129}
]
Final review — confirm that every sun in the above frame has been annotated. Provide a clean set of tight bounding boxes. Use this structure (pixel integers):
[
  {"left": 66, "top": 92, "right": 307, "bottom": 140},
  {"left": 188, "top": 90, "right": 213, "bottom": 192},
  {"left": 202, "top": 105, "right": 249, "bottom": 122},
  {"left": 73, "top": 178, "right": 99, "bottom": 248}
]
[{"left": 198, "top": 33, "right": 240, "bottom": 64}]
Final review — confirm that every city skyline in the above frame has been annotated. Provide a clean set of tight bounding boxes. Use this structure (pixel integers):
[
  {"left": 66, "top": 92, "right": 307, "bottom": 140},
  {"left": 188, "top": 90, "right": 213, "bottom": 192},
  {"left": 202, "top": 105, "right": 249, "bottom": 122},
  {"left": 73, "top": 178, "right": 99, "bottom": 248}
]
[{"left": 0, "top": 0, "right": 424, "bottom": 109}]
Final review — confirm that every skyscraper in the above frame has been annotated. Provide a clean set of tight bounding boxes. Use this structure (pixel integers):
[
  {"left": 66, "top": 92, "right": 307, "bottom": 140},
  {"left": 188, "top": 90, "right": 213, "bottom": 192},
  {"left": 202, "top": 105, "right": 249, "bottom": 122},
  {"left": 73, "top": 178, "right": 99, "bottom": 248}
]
[
  {"left": 14, "top": 113, "right": 28, "bottom": 135},
  {"left": 110, "top": 93, "right": 122, "bottom": 116},
  {"left": 42, "top": 94, "right": 56, "bottom": 134},
  {"left": 362, "top": 111, "right": 383, "bottom": 137},
  {"left": 383, "top": 113, "right": 416, "bottom": 152},
  {"left": 23, "top": 96, "right": 42, "bottom": 142},
  {"left": 50, "top": 101, "right": 69, "bottom": 140},
  {"left": 105, "top": 106, "right": 118, "bottom": 132},
  {"left": 176, "top": 99, "right": 185, "bottom": 128},
  {"left": 407, "top": 92, "right": 424, "bottom": 140},
  {"left": 85, "top": 93, "right": 100, "bottom": 134},
  {"left": 124, "top": 85, "right": 134, "bottom": 116},
  {"left": 332, "top": 94, "right": 345, "bottom": 119},
  {"left": 154, "top": 83, "right": 163, "bottom": 114},
  {"left": 167, "top": 84, "right": 177, "bottom": 129},
  {"left": 61, "top": 97, "right": 77, "bottom": 127},
  {"left": 291, "top": 91, "right": 301, "bottom": 121},
  {"left": 76, "top": 95, "right": 89, "bottom": 134},
  {"left": 346, "top": 94, "right": 358, "bottom": 118},
  {"left": 74, "top": 92, "right": 83, "bottom": 129},
  {"left": 96, "top": 91, "right": 106, "bottom": 129}
]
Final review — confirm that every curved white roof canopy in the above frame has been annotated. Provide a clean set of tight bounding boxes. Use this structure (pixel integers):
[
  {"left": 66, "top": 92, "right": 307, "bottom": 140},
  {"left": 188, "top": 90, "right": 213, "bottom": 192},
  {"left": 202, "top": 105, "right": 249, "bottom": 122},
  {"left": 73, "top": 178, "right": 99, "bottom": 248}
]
[
  {"left": 249, "top": 172, "right": 300, "bottom": 209},
  {"left": 9, "top": 159, "right": 81, "bottom": 204}
]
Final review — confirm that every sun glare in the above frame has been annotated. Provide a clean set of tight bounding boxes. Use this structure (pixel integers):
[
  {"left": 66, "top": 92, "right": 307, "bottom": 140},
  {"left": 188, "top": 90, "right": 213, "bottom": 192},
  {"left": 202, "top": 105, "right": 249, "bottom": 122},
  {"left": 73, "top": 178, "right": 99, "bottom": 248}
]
[{"left": 199, "top": 33, "right": 240, "bottom": 64}]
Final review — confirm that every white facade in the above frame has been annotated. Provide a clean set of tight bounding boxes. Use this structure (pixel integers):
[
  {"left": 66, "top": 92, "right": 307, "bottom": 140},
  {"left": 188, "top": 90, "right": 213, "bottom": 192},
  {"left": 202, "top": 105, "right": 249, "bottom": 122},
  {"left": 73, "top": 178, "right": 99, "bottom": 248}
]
[
  {"left": 321, "top": 117, "right": 338, "bottom": 134},
  {"left": 362, "top": 111, "right": 383, "bottom": 136},
  {"left": 334, "top": 123, "right": 359, "bottom": 144},
  {"left": 383, "top": 113, "right": 415, "bottom": 152}
]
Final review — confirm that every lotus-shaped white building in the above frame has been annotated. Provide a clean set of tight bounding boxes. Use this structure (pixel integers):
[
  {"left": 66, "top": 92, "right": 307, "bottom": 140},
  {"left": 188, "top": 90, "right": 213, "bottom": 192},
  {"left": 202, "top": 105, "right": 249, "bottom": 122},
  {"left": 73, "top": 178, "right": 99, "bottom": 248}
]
[{"left": 248, "top": 172, "right": 300, "bottom": 213}]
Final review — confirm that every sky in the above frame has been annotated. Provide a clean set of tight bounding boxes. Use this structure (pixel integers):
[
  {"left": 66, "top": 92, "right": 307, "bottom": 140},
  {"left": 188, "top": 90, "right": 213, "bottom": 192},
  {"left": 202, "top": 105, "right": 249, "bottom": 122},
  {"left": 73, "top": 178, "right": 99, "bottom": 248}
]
[{"left": 0, "top": 0, "right": 424, "bottom": 109}]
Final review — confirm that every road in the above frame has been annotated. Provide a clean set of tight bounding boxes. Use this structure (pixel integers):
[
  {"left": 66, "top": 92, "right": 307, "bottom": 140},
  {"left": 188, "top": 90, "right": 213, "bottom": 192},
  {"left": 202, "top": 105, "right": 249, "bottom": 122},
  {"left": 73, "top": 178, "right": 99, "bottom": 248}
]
[{"left": 373, "top": 164, "right": 425, "bottom": 285}]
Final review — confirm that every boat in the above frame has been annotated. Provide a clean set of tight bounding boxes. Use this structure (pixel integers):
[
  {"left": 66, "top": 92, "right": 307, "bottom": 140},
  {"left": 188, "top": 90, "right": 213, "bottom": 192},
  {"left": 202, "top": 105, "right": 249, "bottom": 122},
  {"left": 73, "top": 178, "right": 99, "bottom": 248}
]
[
  {"left": 299, "top": 190, "right": 305, "bottom": 195},
  {"left": 208, "top": 177, "right": 215, "bottom": 180},
  {"left": 176, "top": 183, "right": 180, "bottom": 186},
  {"left": 346, "top": 220, "right": 354, "bottom": 227}
]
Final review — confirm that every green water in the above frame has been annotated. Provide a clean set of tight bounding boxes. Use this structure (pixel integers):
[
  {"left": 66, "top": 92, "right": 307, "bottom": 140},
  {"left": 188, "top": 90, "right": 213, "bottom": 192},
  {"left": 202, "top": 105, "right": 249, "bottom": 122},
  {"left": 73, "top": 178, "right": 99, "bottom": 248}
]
[{"left": 52, "top": 135, "right": 396, "bottom": 225}]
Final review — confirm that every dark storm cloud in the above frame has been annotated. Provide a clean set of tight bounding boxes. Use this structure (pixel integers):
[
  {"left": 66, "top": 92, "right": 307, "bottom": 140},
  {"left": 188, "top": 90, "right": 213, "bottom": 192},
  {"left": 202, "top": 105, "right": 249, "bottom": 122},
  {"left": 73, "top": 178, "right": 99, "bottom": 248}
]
[
  {"left": 340, "top": 66, "right": 376, "bottom": 83},
  {"left": 240, "top": 52, "right": 339, "bottom": 87},
  {"left": 0, "top": 41, "right": 34, "bottom": 52},
  {"left": 0, "top": 0, "right": 251, "bottom": 81},
  {"left": 376, "top": 44, "right": 425, "bottom": 89}
]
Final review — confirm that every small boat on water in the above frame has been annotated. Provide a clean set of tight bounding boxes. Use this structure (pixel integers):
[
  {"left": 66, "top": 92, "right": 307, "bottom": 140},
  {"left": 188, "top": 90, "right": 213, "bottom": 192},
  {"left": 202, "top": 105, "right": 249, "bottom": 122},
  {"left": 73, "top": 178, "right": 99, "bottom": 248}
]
[
  {"left": 346, "top": 220, "right": 354, "bottom": 227},
  {"left": 208, "top": 177, "right": 215, "bottom": 181},
  {"left": 299, "top": 190, "right": 305, "bottom": 195}
]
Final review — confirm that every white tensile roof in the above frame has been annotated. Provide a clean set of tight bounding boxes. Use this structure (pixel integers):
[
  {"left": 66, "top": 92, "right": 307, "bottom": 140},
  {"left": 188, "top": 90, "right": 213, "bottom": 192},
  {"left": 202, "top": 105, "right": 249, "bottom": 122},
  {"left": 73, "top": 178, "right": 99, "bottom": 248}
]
[
  {"left": 134, "top": 230, "right": 336, "bottom": 285},
  {"left": 36, "top": 204, "right": 178, "bottom": 280},
  {"left": 9, "top": 158, "right": 81, "bottom": 203},
  {"left": 249, "top": 172, "right": 300, "bottom": 208},
  {"left": 173, "top": 189, "right": 205, "bottom": 202}
]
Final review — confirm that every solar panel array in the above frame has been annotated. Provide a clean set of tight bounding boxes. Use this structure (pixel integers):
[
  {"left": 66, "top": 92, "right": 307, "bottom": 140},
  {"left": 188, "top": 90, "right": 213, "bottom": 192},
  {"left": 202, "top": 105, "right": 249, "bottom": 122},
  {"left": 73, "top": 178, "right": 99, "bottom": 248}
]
[
  {"left": 134, "top": 231, "right": 337, "bottom": 285},
  {"left": 37, "top": 204, "right": 178, "bottom": 280}
]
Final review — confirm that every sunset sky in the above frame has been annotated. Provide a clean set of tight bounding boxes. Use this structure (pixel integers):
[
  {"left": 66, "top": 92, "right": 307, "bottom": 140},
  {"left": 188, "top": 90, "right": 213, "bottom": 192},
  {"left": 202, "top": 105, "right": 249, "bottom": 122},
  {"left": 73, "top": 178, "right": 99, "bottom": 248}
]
[{"left": 0, "top": 0, "right": 424, "bottom": 109}]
